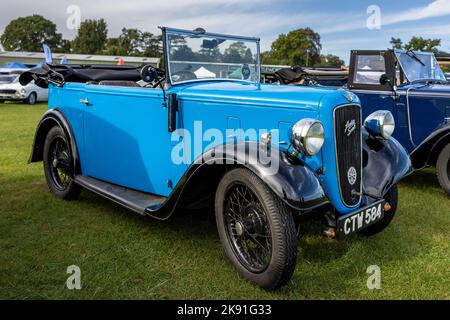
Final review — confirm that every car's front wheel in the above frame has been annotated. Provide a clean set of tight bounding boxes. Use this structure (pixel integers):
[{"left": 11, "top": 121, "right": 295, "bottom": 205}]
[
  {"left": 25, "top": 92, "right": 37, "bottom": 105},
  {"left": 215, "top": 168, "right": 297, "bottom": 290},
  {"left": 360, "top": 184, "right": 398, "bottom": 236},
  {"left": 436, "top": 143, "right": 450, "bottom": 197},
  {"left": 43, "top": 126, "right": 81, "bottom": 200}
]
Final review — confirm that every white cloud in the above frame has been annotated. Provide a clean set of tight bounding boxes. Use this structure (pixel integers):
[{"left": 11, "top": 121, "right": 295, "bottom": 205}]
[
  {"left": 319, "top": 0, "right": 450, "bottom": 34},
  {"left": 382, "top": 0, "right": 450, "bottom": 25}
]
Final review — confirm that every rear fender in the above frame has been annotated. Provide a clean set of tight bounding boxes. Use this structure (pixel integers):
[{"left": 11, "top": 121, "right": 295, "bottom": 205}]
[
  {"left": 29, "top": 108, "right": 80, "bottom": 174},
  {"left": 410, "top": 124, "right": 450, "bottom": 169}
]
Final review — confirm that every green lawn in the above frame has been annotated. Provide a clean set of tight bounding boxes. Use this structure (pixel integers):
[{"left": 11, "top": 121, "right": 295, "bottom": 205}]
[{"left": 0, "top": 102, "right": 448, "bottom": 300}]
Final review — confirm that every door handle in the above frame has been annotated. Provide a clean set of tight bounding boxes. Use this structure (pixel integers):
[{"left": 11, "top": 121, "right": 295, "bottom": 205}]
[{"left": 80, "top": 98, "right": 89, "bottom": 105}]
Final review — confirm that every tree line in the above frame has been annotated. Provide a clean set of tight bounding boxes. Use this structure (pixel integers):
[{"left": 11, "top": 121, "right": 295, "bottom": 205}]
[
  {"left": 0, "top": 15, "right": 162, "bottom": 57},
  {"left": 0, "top": 15, "right": 445, "bottom": 68},
  {"left": 389, "top": 37, "right": 441, "bottom": 51}
]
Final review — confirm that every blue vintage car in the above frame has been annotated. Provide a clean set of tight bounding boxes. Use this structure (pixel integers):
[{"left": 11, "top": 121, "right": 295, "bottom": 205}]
[{"left": 22, "top": 28, "right": 411, "bottom": 290}]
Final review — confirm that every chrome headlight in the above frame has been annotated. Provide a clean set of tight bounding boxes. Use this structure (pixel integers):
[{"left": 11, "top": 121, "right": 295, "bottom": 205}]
[
  {"left": 20, "top": 88, "right": 26, "bottom": 94},
  {"left": 364, "top": 110, "right": 395, "bottom": 139},
  {"left": 291, "top": 119, "right": 325, "bottom": 156}
]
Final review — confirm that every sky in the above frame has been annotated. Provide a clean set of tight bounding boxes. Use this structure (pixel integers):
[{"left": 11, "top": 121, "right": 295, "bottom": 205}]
[{"left": 1, "top": 0, "right": 450, "bottom": 63}]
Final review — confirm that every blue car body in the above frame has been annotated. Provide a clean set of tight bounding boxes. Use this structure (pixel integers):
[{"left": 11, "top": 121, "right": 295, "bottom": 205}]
[
  {"left": 24, "top": 29, "right": 411, "bottom": 224},
  {"left": 40, "top": 79, "right": 410, "bottom": 217}
]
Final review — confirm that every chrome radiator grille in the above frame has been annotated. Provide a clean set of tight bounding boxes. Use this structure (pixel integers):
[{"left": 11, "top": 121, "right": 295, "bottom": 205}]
[{"left": 0, "top": 89, "right": 17, "bottom": 94}]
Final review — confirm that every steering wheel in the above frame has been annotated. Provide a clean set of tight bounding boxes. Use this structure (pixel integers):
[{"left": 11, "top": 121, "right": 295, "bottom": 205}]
[{"left": 171, "top": 70, "right": 197, "bottom": 82}]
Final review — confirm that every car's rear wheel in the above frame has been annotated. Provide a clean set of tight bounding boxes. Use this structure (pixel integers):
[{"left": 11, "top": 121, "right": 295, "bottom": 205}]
[
  {"left": 215, "top": 168, "right": 297, "bottom": 290},
  {"left": 360, "top": 184, "right": 398, "bottom": 236},
  {"left": 43, "top": 126, "right": 81, "bottom": 200},
  {"left": 25, "top": 92, "right": 37, "bottom": 105},
  {"left": 436, "top": 143, "right": 450, "bottom": 197}
]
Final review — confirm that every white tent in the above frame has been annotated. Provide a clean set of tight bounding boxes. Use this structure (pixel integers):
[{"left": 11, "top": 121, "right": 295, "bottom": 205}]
[{"left": 194, "top": 66, "right": 216, "bottom": 79}]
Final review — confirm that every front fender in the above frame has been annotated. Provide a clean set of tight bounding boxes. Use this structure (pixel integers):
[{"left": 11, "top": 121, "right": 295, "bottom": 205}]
[
  {"left": 145, "top": 141, "right": 328, "bottom": 220},
  {"left": 205, "top": 142, "right": 328, "bottom": 211},
  {"left": 362, "top": 128, "right": 412, "bottom": 199}
]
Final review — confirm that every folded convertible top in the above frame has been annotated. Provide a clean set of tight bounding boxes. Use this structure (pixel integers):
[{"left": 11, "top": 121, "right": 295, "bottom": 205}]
[
  {"left": 274, "top": 66, "right": 305, "bottom": 84},
  {"left": 274, "top": 65, "right": 349, "bottom": 85},
  {"left": 19, "top": 64, "right": 144, "bottom": 88}
]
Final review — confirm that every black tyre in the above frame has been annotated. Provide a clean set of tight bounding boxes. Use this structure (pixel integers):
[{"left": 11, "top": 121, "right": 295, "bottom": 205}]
[
  {"left": 436, "top": 143, "right": 450, "bottom": 197},
  {"left": 360, "top": 184, "right": 398, "bottom": 236},
  {"left": 43, "top": 126, "right": 81, "bottom": 200},
  {"left": 215, "top": 168, "right": 297, "bottom": 290},
  {"left": 25, "top": 92, "right": 37, "bottom": 105}
]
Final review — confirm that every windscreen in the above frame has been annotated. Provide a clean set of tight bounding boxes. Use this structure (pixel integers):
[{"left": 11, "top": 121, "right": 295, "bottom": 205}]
[
  {"left": 165, "top": 30, "right": 260, "bottom": 84},
  {"left": 0, "top": 75, "right": 18, "bottom": 84},
  {"left": 395, "top": 50, "right": 446, "bottom": 82}
]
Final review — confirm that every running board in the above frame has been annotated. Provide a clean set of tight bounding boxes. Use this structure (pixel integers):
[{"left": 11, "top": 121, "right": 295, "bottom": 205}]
[{"left": 74, "top": 175, "right": 167, "bottom": 216}]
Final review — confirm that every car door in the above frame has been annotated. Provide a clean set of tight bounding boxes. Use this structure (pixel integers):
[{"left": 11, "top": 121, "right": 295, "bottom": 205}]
[
  {"left": 405, "top": 87, "right": 450, "bottom": 147},
  {"left": 82, "top": 84, "right": 186, "bottom": 197}
]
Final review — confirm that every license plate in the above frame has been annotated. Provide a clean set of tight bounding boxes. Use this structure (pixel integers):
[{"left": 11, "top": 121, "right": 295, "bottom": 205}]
[{"left": 337, "top": 200, "right": 385, "bottom": 239}]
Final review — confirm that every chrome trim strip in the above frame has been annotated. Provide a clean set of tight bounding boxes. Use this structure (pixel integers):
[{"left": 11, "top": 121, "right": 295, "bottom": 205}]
[{"left": 333, "top": 103, "right": 362, "bottom": 208}]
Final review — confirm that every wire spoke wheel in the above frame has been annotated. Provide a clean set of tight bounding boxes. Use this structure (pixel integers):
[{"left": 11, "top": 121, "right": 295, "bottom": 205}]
[
  {"left": 215, "top": 168, "right": 297, "bottom": 290},
  {"left": 224, "top": 183, "right": 272, "bottom": 273},
  {"left": 48, "top": 136, "right": 72, "bottom": 190},
  {"left": 43, "top": 126, "right": 81, "bottom": 200}
]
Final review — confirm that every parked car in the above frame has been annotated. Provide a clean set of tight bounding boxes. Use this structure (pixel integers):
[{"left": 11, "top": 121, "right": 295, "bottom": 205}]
[
  {"left": 21, "top": 28, "right": 412, "bottom": 290},
  {"left": 0, "top": 70, "right": 48, "bottom": 104},
  {"left": 275, "top": 50, "right": 450, "bottom": 197}
]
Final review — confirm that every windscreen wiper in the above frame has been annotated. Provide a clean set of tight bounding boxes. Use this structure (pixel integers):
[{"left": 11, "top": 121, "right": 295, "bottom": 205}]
[{"left": 406, "top": 50, "right": 425, "bottom": 66}]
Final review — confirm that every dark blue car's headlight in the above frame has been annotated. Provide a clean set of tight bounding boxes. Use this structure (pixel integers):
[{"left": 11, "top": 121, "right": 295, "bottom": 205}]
[{"left": 364, "top": 110, "right": 395, "bottom": 139}]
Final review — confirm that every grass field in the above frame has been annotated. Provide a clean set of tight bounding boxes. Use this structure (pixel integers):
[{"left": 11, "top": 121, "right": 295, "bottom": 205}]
[{"left": 0, "top": 102, "right": 448, "bottom": 300}]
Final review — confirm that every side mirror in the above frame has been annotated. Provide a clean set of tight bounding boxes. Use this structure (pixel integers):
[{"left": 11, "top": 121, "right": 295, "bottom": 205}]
[
  {"left": 379, "top": 74, "right": 390, "bottom": 86},
  {"left": 168, "top": 93, "right": 178, "bottom": 132},
  {"left": 140, "top": 64, "right": 158, "bottom": 83}
]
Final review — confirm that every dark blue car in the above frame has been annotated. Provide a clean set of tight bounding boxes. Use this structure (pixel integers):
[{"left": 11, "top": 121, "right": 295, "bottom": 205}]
[
  {"left": 275, "top": 50, "right": 450, "bottom": 197},
  {"left": 21, "top": 28, "right": 411, "bottom": 290},
  {"left": 347, "top": 50, "right": 450, "bottom": 196}
]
